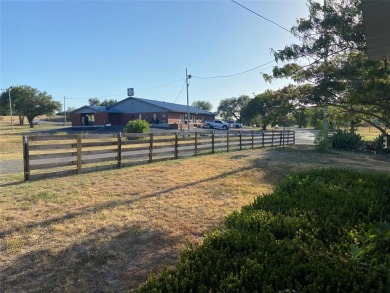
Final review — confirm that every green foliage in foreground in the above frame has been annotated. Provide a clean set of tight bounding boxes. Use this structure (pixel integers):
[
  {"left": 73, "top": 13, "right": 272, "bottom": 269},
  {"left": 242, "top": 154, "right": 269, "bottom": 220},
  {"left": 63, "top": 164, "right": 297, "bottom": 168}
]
[
  {"left": 124, "top": 119, "right": 150, "bottom": 133},
  {"left": 137, "top": 169, "right": 390, "bottom": 292}
]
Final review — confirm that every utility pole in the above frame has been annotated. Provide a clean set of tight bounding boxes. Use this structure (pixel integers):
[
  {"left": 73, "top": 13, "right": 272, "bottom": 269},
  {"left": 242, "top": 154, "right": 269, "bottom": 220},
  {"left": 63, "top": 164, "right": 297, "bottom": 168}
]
[
  {"left": 64, "top": 96, "right": 66, "bottom": 125},
  {"left": 186, "top": 68, "right": 192, "bottom": 132},
  {"left": 9, "top": 87, "right": 14, "bottom": 132}
]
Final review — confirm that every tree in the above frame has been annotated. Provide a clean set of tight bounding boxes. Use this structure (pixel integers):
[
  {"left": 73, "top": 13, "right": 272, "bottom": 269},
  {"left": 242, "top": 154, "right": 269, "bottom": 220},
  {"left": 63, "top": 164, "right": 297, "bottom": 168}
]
[
  {"left": 100, "top": 99, "right": 117, "bottom": 107},
  {"left": 88, "top": 98, "right": 101, "bottom": 106},
  {"left": 292, "top": 108, "right": 308, "bottom": 128},
  {"left": 217, "top": 95, "right": 250, "bottom": 121},
  {"left": 241, "top": 89, "right": 293, "bottom": 130},
  {"left": 0, "top": 86, "right": 61, "bottom": 128},
  {"left": 264, "top": 0, "right": 389, "bottom": 139},
  {"left": 191, "top": 100, "right": 213, "bottom": 111}
]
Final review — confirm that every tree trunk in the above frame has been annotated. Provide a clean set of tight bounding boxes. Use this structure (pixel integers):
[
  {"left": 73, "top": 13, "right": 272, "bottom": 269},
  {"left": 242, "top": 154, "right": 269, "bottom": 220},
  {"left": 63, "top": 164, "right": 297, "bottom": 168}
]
[
  {"left": 262, "top": 124, "right": 267, "bottom": 130},
  {"left": 350, "top": 121, "right": 356, "bottom": 133},
  {"left": 27, "top": 117, "right": 34, "bottom": 128}
]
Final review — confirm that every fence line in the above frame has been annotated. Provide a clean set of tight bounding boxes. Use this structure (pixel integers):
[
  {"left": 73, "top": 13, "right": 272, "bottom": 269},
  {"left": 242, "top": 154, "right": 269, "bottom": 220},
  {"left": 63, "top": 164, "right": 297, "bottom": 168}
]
[{"left": 23, "top": 130, "right": 295, "bottom": 181}]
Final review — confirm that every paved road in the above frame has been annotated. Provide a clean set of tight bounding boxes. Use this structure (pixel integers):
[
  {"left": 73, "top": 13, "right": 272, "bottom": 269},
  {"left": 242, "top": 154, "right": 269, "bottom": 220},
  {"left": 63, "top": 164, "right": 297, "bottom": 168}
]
[{"left": 0, "top": 127, "right": 316, "bottom": 175}]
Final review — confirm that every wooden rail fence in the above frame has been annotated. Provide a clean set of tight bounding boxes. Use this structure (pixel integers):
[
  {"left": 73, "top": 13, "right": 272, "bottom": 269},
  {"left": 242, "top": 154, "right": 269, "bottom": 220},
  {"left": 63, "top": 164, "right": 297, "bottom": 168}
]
[{"left": 22, "top": 130, "right": 295, "bottom": 181}]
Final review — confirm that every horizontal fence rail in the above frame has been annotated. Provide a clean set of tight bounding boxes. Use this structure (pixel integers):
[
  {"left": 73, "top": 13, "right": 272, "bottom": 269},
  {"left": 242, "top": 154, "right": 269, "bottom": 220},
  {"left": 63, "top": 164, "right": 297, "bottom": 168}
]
[{"left": 23, "top": 130, "right": 295, "bottom": 181}]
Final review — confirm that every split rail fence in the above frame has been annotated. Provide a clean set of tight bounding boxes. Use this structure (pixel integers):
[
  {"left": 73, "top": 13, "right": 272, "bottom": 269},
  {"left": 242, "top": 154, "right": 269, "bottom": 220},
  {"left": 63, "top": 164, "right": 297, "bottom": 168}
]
[{"left": 22, "top": 130, "right": 295, "bottom": 181}]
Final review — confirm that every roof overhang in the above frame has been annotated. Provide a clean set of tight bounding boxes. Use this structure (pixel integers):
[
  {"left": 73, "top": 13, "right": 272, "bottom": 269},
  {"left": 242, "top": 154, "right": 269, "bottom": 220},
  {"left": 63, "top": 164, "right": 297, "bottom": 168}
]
[{"left": 361, "top": 0, "right": 390, "bottom": 61}]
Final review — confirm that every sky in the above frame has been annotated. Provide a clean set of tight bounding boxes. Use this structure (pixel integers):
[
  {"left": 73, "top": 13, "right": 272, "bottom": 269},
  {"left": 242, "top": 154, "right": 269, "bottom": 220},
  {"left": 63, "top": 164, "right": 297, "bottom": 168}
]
[{"left": 1, "top": 0, "right": 310, "bottom": 112}]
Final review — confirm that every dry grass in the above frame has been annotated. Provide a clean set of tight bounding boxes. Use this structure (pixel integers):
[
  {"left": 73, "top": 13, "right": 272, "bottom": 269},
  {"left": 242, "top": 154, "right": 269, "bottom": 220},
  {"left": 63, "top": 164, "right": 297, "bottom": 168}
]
[
  {"left": 356, "top": 126, "right": 383, "bottom": 141},
  {"left": 1, "top": 146, "right": 390, "bottom": 292},
  {"left": 0, "top": 117, "right": 69, "bottom": 160}
]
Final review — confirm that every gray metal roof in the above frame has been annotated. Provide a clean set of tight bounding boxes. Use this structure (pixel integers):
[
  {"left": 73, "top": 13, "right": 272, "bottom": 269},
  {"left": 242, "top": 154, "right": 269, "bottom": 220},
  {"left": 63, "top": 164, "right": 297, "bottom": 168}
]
[
  {"left": 362, "top": 0, "right": 390, "bottom": 61},
  {"left": 111, "top": 97, "right": 215, "bottom": 115},
  {"left": 71, "top": 105, "right": 122, "bottom": 114}
]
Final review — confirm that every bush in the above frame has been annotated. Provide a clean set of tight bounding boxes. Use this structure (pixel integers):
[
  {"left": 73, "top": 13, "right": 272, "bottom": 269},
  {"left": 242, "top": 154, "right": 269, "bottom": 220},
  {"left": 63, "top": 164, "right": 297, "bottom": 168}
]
[
  {"left": 136, "top": 169, "right": 390, "bottom": 292},
  {"left": 124, "top": 119, "right": 150, "bottom": 133},
  {"left": 314, "top": 130, "right": 331, "bottom": 151},
  {"left": 331, "top": 129, "right": 363, "bottom": 150}
]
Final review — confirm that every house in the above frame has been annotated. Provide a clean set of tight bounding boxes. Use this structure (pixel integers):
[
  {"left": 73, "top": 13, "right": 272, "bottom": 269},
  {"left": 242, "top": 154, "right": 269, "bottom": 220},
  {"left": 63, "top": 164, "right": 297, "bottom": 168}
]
[{"left": 71, "top": 97, "right": 215, "bottom": 129}]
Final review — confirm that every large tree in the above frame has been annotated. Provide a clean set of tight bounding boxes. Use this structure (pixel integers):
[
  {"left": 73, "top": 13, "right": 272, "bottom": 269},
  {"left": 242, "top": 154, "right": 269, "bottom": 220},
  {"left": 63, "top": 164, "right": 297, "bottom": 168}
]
[
  {"left": 241, "top": 89, "right": 293, "bottom": 130},
  {"left": 0, "top": 86, "right": 61, "bottom": 128},
  {"left": 217, "top": 95, "right": 250, "bottom": 121},
  {"left": 264, "top": 0, "right": 389, "bottom": 137},
  {"left": 191, "top": 100, "right": 213, "bottom": 111}
]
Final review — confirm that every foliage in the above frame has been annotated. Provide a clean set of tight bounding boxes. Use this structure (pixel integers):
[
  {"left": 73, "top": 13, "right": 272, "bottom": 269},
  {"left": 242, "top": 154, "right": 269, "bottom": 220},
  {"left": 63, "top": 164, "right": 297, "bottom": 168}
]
[
  {"left": 331, "top": 129, "right": 363, "bottom": 150},
  {"left": 124, "top": 119, "right": 150, "bottom": 133},
  {"left": 292, "top": 108, "right": 308, "bottom": 128},
  {"left": 264, "top": 0, "right": 390, "bottom": 136},
  {"left": 191, "top": 100, "right": 213, "bottom": 111},
  {"left": 241, "top": 89, "right": 293, "bottom": 130},
  {"left": 88, "top": 98, "right": 117, "bottom": 107},
  {"left": 314, "top": 130, "right": 331, "bottom": 151},
  {"left": 0, "top": 86, "right": 61, "bottom": 128},
  {"left": 137, "top": 169, "right": 390, "bottom": 292},
  {"left": 217, "top": 95, "right": 250, "bottom": 121}
]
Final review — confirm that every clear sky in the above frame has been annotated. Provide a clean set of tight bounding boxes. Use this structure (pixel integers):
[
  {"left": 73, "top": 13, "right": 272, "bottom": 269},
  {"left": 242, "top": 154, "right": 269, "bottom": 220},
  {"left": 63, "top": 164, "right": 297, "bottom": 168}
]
[{"left": 1, "top": 0, "right": 309, "bottom": 112}]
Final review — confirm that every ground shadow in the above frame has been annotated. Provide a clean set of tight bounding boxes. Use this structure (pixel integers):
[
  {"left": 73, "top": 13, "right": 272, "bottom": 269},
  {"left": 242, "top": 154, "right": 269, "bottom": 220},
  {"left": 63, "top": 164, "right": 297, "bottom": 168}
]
[{"left": 1, "top": 225, "right": 180, "bottom": 292}]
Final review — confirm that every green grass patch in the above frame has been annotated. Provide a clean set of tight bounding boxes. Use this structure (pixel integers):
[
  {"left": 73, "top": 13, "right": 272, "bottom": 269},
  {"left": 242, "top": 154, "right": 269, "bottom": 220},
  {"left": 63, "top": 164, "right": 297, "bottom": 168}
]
[{"left": 137, "top": 169, "right": 390, "bottom": 292}]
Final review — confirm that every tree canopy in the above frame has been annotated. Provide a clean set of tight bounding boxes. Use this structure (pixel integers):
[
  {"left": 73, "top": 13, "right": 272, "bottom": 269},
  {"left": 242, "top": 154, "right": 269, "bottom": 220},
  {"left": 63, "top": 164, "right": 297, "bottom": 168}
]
[
  {"left": 264, "top": 0, "right": 389, "bottom": 135},
  {"left": 191, "top": 100, "right": 213, "bottom": 111},
  {"left": 0, "top": 86, "right": 61, "bottom": 128},
  {"left": 241, "top": 89, "right": 293, "bottom": 130},
  {"left": 88, "top": 98, "right": 117, "bottom": 107},
  {"left": 217, "top": 95, "right": 250, "bottom": 121}
]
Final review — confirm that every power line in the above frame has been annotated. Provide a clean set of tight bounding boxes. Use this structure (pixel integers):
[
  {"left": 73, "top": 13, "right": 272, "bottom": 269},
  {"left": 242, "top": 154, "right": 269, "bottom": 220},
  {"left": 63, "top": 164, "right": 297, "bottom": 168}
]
[
  {"left": 56, "top": 78, "right": 184, "bottom": 100},
  {"left": 230, "top": 0, "right": 292, "bottom": 34},
  {"left": 172, "top": 80, "right": 186, "bottom": 103},
  {"left": 192, "top": 60, "right": 275, "bottom": 80},
  {"left": 137, "top": 78, "right": 184, "bottom": 93}
]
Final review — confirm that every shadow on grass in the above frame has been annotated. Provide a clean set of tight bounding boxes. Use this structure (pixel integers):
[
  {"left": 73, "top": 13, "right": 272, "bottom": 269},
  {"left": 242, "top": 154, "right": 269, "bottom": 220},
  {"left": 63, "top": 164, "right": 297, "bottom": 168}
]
[
  {"left": 0, "top": 166, "right": 253, "bottom": 238},
  {"left": 1, "top": 225, "right": 180, "bottom": 292}
]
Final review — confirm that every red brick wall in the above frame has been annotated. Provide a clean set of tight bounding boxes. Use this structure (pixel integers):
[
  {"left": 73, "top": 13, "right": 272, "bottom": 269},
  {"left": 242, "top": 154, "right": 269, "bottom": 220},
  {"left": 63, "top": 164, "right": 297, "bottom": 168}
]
[{"left": 71, "top": 114, "right": 82, "bottom": 126}]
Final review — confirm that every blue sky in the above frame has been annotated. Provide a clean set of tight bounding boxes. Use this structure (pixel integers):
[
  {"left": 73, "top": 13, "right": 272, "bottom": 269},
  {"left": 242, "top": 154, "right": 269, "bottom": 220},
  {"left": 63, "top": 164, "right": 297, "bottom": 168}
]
[{"left": 1, "top": 0, "right": 309, "bottom": 111}]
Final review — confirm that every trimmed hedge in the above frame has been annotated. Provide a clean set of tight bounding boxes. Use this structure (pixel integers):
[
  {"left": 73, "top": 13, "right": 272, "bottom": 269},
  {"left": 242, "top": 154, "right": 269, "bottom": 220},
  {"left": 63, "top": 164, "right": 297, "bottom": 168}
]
[{"left": 136, "top": 169, "right": 390, "bottom": 292}]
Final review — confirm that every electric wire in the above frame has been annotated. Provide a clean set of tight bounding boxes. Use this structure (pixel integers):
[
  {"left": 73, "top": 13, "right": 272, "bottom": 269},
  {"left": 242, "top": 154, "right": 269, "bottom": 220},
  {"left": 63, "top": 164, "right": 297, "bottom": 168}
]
[
  {"left": 172, "top": 80, "right": 187, "bottom": 103},
  {"left": 230, "top": 0, "right": 292, "bottom": 34},
  {"left": 192, "top": 60, "right": 275, "bottom": 80}
]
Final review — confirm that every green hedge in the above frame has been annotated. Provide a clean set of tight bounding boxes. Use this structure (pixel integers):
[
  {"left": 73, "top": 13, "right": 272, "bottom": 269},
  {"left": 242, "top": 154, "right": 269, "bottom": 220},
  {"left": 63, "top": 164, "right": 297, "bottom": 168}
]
[{"left": 136, "top": 169, "right": 390, "bottom": 292}]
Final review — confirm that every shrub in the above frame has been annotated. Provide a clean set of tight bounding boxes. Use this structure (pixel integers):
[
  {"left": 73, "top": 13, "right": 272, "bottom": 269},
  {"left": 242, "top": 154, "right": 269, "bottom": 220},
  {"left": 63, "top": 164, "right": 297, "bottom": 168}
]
[
  {"left": 331, "top": 129, "right": 363, "bottom": 150},
  {"left": 314, "top": 130, "right": 331, "bottom": 151},
  {"left": 136, "top": 169, "right": 390, "bottom": 292},
  {"left": 124, "top": 119, "right": 150, "bottom": 133}
]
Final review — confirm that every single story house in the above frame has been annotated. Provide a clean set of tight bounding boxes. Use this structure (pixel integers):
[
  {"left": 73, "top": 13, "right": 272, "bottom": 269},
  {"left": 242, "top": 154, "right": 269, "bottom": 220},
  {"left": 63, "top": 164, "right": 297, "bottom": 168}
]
[{"left": 71, "top": 97, "right": 215, "bottom": 128}]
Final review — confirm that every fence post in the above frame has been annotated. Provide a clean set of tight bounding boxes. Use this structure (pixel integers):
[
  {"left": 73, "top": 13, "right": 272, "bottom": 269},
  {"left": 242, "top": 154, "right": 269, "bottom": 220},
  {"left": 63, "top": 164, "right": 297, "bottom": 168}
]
[
  {"left": 251, "top": 131, "right": 254, "bottom": 149},
  {"left": 76, "top": 134, "right": 82, "bottom": 174},
  {"left": 262, "top": 131, "right": 264, "bottom": 148},
  {"left": 282, "top": 131, "right": 285, "bottom": 147},
  {"left": 212, "top": 131, "right": 215, "bottom": 154},
  {"left": 227, "top": 130, "right": 230, "bottom": 152},
  {"left": 23, "top": 136, "right": 30, "bottom": 181},
  {"left": 195, "top": 132, "right": 198, "bottom": 155},
  {"left": 280, "top": 131, "right": 282, "bottom": 146},
  {"left": 239, "top": 131, "right": 242, "bottom": 150},
  {"left": 271, "top": 131, "right": 274, "bottom": 147},
  {"left": 117, "top": 132, "right": 122, "bottom": 168},
  {"left": 174, "top": 132, "right": 178, "bottom": 159},
  {"left": 149, "top": 133, "right": 153, "bottom": 163},
  {"left": 293, "top": 131, "right": 295, "bottom": 145}
]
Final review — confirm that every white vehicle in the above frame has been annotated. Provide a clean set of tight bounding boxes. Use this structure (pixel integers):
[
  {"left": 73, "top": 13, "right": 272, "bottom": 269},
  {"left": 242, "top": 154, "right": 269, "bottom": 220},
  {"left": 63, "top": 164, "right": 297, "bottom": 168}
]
[
  {"left": 227, "top": 120, "right": 243, "bottom": 128},
  {"left": 205, "top": 120, "right": 230, "bottom": 130}
]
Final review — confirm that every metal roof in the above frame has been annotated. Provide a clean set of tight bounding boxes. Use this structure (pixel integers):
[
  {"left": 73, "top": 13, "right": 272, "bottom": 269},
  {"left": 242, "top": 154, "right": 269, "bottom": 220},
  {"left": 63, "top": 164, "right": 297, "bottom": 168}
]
[
  {"left": 71, "top": 105, "right": 122, "bottom": 114},
  {"left": 135, "top": 97, "right": 214, "bottom": 115},
  {"left": 111, "top": 97, "right": 215, "bottom": 115},
  {"left": 362, "top": 0, "right": 390, "bottom": 61}
]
